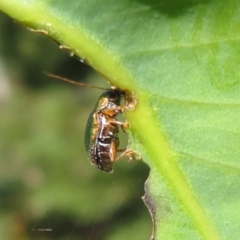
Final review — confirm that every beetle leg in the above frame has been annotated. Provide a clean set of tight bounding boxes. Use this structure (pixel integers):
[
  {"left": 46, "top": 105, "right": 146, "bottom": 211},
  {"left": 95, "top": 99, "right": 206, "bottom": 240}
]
[
  {"left": 122, "top": 92, "right": 138, "bottom": 111},
  {"left": 109, "top": 139, "right": 119, "bottom": 162},
  {"left": 102, "top": 107, "right": 124, "bottom": 116},
  {"left": 116, "top": 149, "right": 141, "bottom": 161},
  {"left": 108, "top": 119, "right": 129, "bottom": 132}
]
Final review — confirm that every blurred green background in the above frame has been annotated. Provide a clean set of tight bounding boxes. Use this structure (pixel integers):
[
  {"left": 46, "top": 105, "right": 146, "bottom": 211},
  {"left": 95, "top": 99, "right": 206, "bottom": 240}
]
[{"left": 0, "top": 12, "right": 151, "bottom": 240}]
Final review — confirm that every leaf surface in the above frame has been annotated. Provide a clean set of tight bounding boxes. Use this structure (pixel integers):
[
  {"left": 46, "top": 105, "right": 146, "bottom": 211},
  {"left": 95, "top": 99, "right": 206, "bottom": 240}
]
[{"left": 1, "top": 0, "right": 240, "bottom": 239}]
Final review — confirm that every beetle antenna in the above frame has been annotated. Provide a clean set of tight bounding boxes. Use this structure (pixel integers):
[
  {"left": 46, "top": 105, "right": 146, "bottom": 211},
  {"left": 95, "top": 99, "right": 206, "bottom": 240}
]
[{"left": 44, "top": 72, "right": 108, "bottom": 90}]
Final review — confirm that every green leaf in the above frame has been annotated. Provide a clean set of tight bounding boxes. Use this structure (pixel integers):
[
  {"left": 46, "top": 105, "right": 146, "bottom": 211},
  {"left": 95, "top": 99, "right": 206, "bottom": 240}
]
[{"left": 1, "top": 0, "right": 240, "bottom": 239}]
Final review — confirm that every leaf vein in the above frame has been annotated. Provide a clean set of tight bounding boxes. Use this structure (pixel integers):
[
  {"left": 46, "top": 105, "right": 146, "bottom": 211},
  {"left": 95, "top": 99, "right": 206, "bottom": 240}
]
[
  {"left": 179, "top": 151, "right": 240, "bottom": 173},
  {"left": 156, "top": 95, "right": 240, "bottom": 107}
]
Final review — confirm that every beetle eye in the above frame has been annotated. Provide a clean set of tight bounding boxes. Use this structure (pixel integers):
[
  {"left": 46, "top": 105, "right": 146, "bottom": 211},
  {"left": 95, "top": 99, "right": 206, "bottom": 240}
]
[{"left": 106, "top": 90, "right": 120, "bottom": 100}]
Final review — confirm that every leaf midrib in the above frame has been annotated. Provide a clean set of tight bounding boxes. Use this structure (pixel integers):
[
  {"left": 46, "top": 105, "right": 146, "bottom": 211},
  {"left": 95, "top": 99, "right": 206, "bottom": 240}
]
[{"left": 129, "top": 94, "right": 221, "bottom": 240}]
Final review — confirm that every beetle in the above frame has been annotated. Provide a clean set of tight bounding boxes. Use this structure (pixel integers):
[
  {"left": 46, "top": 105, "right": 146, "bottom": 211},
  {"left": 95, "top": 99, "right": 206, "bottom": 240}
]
[{"left": 46, "top": 73, "right": 141, "bottom": 172}]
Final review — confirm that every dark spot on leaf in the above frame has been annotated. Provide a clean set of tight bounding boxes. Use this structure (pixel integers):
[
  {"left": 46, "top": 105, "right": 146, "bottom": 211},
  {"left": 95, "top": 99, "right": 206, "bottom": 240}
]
[{"left": 142, "top": 178, "right": 156, "bottom": 240}]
